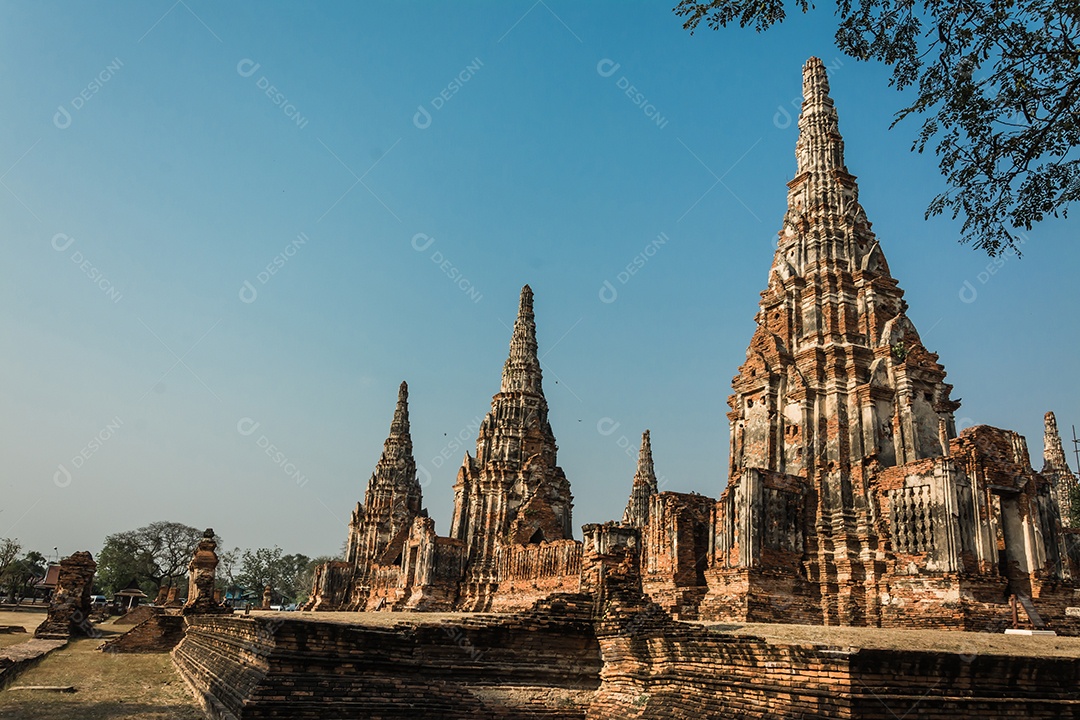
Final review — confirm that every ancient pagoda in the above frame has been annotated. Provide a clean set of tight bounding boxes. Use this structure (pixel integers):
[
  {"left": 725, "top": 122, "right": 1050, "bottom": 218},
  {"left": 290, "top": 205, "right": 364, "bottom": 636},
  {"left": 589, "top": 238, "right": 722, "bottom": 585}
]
[
  {"left": 451, "top": 285, "right": 575, "bottom": 608},
  {"left": 622, "top": 430, "right": 658, "bottom": 528},
  {"left": 339, "top": 381, "right": 427, "bottom": 609},
  {"left": 700, "top": 57, "right": 1074, "bottom": 629},
  {"left": 1044, "top": 411, "right": 1079, "bottom": 527}
]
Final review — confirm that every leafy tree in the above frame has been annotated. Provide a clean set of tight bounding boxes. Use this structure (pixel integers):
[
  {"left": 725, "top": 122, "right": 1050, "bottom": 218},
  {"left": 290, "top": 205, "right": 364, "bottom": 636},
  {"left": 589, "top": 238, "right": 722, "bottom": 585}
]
[
  {"left": 216, "top": 546, "right": 241, "bottom": 594},
  {"left": 236, "top": 547, "right": 311, "bottom": 604},
  {"left": 0, "top": 539, "right": 22, "bottom": 601},
  {"left": 97, "top": 522, "right": 205, "bottom": 596},
  {"left": 295, "top": 555, "right": 338, "bottom": 605},
  {"left": 674, "top": 0, "right": 1080, "bottom": 256},
  {"left": 3, "top": 551, "right": 46, "bottom": 602}
]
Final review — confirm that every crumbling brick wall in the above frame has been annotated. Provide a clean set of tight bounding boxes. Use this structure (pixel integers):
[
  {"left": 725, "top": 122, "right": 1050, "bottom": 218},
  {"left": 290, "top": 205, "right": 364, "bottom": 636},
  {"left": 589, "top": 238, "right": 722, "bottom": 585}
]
[{"left": 34, "top": 551, "right": 96, "bottom": 639}]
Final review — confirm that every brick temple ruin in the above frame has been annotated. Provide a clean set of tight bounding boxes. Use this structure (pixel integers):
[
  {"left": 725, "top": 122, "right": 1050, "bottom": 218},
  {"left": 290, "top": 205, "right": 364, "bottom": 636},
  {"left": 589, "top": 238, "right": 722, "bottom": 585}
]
[{"left": 305, "top": 57, "right": 1080, "bottom": 633}]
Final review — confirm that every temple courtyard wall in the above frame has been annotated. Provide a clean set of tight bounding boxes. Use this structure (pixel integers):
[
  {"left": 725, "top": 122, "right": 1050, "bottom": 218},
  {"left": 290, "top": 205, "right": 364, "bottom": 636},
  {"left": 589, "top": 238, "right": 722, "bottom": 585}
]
[{"left": 172, "top": 603, "right": 1080, "bottom": 719}]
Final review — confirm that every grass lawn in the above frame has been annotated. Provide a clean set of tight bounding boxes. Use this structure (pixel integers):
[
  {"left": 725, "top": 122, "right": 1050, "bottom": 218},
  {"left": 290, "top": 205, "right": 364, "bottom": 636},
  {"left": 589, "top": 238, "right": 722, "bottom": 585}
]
[
  {"left": 0, "top": 618, "right": 202, "bottom": 720},
  {"left": 0, "top": 609, "right": 45, "bottom": 650}
]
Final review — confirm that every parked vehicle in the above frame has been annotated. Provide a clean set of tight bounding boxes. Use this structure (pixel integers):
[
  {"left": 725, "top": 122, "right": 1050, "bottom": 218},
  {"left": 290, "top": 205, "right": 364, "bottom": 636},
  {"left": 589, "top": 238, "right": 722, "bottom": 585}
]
[{"left": 90, "top": 595, "right": 108, "bottom": 608}]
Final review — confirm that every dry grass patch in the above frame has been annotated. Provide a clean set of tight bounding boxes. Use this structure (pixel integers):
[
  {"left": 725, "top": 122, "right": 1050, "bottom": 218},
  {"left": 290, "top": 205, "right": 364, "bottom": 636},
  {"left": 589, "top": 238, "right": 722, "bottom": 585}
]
[
  {"left": 0, "top": 620, "right": 202, "bottom": 720},
  {"left": 0, "top": 609, "right": 45, "bottom": 651}
]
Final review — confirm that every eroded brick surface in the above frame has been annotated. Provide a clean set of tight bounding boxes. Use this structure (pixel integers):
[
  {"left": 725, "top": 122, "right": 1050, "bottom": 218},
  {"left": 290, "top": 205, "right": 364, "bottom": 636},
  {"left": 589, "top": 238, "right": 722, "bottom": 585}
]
[
  {"left": 33, "top": 551, "right": 96, "bottom": 639},
  {"left": 305, "top": 204, "right": 1079, "bottom": 633}
]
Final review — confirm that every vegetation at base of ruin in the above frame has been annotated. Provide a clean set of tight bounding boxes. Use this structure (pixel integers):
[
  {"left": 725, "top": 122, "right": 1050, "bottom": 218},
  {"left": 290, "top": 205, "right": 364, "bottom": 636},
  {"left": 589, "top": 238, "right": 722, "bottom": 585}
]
[
  {"left": 674, "top": 0, "right": 1080, "bottom": 257},
  {"left": 0, "top": 619, "right": 202, "bottom": 720},
  {"left": 0, "top": 541, "right": 21, "bottom": 579},
  {"left": 96, "top": 522, "right": 206, "bottom": 597}
]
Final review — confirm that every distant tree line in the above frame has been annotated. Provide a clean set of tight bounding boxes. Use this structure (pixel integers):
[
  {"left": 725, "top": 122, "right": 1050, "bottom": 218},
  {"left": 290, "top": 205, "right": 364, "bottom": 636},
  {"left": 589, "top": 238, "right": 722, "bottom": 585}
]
[
  {"left": 95, "top": 521, "right": 332, "bottom": 606},
  {"left": 0, "top": 538, "right": 47, "bottom": 602}
]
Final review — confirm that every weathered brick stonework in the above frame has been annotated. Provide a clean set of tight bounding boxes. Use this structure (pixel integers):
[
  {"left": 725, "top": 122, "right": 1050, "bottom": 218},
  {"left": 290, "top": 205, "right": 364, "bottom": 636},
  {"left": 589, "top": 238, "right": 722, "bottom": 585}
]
[
  {"left": 174, "top": 589, "right": 1080, "bottom": 719},
  {"left": 452, "top": 286, "right": 576, "bottom": 610},
  {"left": 184, "top": 528, "right": 230, "bottom": 616},
  {"left": 101, "top": 612, "right": 185, "bottom": 653},
  {"left": 307, "top": 287, "right": 583, "bottom": 615},
  {"left": 173, "top": 603, "right": 601, "bottom": 719},
  {"left": 687, "top": 56, "right": 1079, "bottom": 632},
  {"left": 113, "top": 604, "right": 160, "bottom": 626},
  {"left": 303, "top": 57, "right": 1079, "bottom": 641},
  {"left": 1045, "top": 411, "right": 1079, "bottom": 527},
  {"left": 621, "top": 431, "right": 657, "bottom": 528},
  {"left": 34, "top": 551, "right": 96, "bottom": 639}
]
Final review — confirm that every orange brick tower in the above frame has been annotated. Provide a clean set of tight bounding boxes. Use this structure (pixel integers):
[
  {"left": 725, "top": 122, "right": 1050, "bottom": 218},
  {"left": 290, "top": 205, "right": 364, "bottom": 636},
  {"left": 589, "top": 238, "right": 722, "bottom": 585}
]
[
  {"left": 451, "top": 285, "right": 574, "bottom": 609},
  {"left": 710, "top": 57, "right": 962, "bottom": 624},
  {"left": 342, "top": 381, "right": 427, "bottom": 608},
  {"left": 622, "top": 430, "right": 658, "bottom": 528}
]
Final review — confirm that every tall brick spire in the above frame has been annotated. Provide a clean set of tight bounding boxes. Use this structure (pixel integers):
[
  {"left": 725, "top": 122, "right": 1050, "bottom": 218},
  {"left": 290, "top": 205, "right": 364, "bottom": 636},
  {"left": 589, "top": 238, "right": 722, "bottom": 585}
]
[
  {"left": 622, "top": 430, "right": 658, "bottom": 528},
  {"left": 1044, "top": 411, "right": 1071, "bottom": 473},
  {"left": 451, "top": 286, "right": 574, "bottom": 608},
  {"left": 795, "top": 57, "right": 846, "bottom": 178},
  {"left": 344, "top": 381, "right": 425, "bottom": 577},
  {"left": 1043, "top": 411, "right": 1078, "bottom": 526},
  {"left": 386, "top": 380, "right": 412, "bottom": 453},
  {"left": 500, "top": 285, "right": 543, "bottom": 396},
  {"left": 721, "top": 57, "right": 960, "bottom": 624}
]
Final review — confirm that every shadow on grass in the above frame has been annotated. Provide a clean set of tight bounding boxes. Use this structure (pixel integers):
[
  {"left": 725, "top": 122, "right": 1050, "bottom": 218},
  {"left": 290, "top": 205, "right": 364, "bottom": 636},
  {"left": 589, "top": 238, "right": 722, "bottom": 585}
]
[{"left": 0, "top": 700, "right": 203, "bottom": 720}]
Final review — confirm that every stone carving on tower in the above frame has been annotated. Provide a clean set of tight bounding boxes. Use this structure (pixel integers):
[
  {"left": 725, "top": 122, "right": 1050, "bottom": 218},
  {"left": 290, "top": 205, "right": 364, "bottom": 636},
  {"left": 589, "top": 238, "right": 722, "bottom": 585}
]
[
  {"left": 301, "top": 58, "right": 1079, "bottom": 632},
  {"left": 342, "top": 381, "right": 427, "bottom": 607},
  {"left": 184, "top": 528, "right": 229, "bottom": 615},
  {"left": 729, "top": 56, "right": 959, "bottom": 486},
  {"left": 703, "top": 57, "right": 1076, "bottom": 629},
  {"left": 622, "top": 431, "right": 658, "bottom": 528},
  {"left": 1044, "top": 411, "right": 1079, "bottom": 527},
  {"left": 451, "top": 286, "right": 574, "bottom": 605}
]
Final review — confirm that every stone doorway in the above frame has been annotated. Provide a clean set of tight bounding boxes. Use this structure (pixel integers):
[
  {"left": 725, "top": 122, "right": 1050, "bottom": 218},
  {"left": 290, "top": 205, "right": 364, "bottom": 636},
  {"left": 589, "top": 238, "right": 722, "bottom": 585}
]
[{"left": 993, "top": 491, "right": 1032, "bottom": 598}]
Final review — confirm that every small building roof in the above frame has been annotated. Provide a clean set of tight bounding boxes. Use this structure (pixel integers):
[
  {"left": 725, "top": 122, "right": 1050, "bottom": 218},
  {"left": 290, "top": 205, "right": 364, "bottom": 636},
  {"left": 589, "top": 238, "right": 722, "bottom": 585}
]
[
  {"left": 32, "top": 564, "right": 60, "bottom": 589},
  {"left": 115, "top": 579, "right": 148, "bottom": 598}
]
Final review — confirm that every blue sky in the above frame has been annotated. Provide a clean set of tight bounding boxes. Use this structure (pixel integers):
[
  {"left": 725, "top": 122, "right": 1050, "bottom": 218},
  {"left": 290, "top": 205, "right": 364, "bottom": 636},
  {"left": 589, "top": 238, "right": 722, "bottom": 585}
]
[{"left": 1, "top": 1, "right": 1076, "bottom": 561}]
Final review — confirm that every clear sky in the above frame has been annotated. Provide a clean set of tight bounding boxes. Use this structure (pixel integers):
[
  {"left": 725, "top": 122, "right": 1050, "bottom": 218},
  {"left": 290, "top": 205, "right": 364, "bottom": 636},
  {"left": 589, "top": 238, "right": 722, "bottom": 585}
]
[{"left": 1, "top": 1, "right": 1077, "bottom": 561}]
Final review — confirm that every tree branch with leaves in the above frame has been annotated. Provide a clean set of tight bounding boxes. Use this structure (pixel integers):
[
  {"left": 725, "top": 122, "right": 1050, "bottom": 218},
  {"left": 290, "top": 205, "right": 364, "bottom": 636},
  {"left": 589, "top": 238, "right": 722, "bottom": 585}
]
[{"left": 674, "top": 0, "right": 1080, "bottom": 256}]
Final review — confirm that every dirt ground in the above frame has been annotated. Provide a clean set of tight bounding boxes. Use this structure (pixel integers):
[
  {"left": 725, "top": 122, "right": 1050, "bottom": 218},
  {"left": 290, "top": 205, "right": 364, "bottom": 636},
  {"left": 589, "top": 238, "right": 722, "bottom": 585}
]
[
  {"left": 0, "top": 617, "right": 202, "bottom": 720},
  {"left": 699, "top": 620, "right": 1080, "bottom": 658},
  {"left": 0, "top": 609, "right": 45, "bottom": 650}
]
